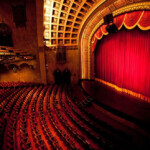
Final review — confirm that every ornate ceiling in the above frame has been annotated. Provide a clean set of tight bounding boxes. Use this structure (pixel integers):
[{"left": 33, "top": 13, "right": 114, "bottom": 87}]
[
  {"left": 43, "top": 0, "right": 107, "bottom": 48},
  {"left": 43, "top": 0, "right": 147, "bottom": 49}
]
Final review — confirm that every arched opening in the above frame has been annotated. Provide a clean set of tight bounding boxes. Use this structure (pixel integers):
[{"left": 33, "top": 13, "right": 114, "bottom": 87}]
[
  {"left": 79, "top": 1, "right": 150, "bottom": 80},
  {"left": 0, "top": 23, "right": 13, "bottom": 47}
]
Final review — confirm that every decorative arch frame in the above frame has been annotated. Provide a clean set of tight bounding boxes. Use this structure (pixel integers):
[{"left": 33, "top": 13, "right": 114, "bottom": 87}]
[{"left": 79, "top": 1, "right": 150, "bottom": 79}]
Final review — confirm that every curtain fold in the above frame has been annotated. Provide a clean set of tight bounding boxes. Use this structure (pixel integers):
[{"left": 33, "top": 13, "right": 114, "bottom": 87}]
[
  {"left": 138, "top": 11, "right": 150, "bottom": 30},
  {"left": 114, "top": 14, "right": 125, "bottom": 30},
  {"left": 92, "top": 11, "right": 150, "bottom": 52},
  {"left": 124, "top": 11, "right": 143, "bottom": 29}
]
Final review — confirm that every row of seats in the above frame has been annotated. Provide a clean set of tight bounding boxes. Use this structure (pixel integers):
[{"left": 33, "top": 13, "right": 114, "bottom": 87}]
[
  {"left": 18, "top": 87, "right": 38, "bottom": 150},
  {"left": 0, "top": 88, "right": 16, "bottom": 102},
  {"left": 0, "top": 82, "right": 40, "bottom": 88},
  {"left": 58, "top": 86, "right": 101, "bottom": 149},
  {"left": 0, "top": 83, "right": 133, "bottom": 150},
  {"left": 0, "top": 88, "right": 21, "bottom": 114}
]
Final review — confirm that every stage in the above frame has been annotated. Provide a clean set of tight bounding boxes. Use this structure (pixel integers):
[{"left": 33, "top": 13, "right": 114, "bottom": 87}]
[{"left": 81, "top": 80, "right": 150, "bottom": 133}]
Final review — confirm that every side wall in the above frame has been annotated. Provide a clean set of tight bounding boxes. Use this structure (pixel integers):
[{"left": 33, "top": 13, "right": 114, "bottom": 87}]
[
  {"left": 0, "top": 0, "right": 41, "bottom": 83},
  {"left": 45, "top": 50, "right": 79, "bottom": 84}
]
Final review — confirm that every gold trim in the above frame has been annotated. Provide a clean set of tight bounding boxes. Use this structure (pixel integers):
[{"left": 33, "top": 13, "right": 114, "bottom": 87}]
[
  {"left": 95, "top": 78, "right": 150, "bottom": 102},
  {"left": 138, "top": 24, "right": 150, "bottom": 30}
]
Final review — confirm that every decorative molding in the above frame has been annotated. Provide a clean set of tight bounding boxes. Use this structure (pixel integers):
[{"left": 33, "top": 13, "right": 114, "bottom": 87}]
[
  {"left": 113, "top": 2, "right": 150, "bottom": 16},
  {"left": 45, "top": 45, "right": 78, "bottom": 51},
  {"left": 108, "top": 4, "right": 117, "bottom": 12},
  {"left": 113, "top": 0, "right": 127, "bottom": 9}
]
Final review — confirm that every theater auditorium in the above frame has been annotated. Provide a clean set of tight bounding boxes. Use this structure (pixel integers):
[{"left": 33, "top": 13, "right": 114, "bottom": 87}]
[{"left": 0, "top": 0, "right": 150, "bottom": 150}]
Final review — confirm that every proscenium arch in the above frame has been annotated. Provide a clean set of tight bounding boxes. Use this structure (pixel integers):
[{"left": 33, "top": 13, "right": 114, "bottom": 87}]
[{"left": 79, "top": 0, "right": 150, "bottom": 80}]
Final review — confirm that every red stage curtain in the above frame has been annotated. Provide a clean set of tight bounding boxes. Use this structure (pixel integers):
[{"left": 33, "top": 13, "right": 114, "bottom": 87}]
[
  {"left": 92, "top": 28, "right": 103, "bottom": 52},
  {"left": 92, "top": 38, "right": 97, "bottom": 52},
  {"left": 101, "top": 24, "right": 108, "bottom": 35},
  {"left": 95, "top": 28, "right": 103, "bottom": 39},
  {"left": 138, "top": 11, "right": 150, "bottom": 30},
  {"left": 92, "top": 11, "right": 150, "bottom": 52},
  {"left": 114, "top": 14, "right": 125, "bottom": 29},
  {"left": 124, "top": 11, "right": 143, "bottom": 29},
  {"left": 95, "top": 27, "right": 150, "bottom": 98}
]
